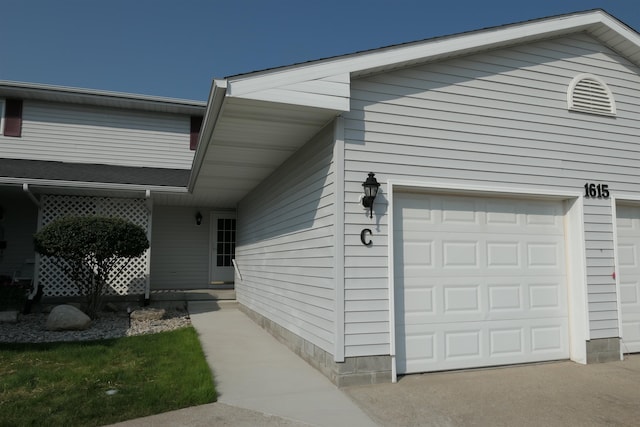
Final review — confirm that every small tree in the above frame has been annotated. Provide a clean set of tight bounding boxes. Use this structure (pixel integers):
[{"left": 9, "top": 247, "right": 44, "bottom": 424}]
[{"left": 34, "top": 216, "right": 149, "bottom": 319}]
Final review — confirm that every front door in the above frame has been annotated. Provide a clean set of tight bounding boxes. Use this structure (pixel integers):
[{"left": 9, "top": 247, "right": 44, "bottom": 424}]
[{"left": 210, "top": 212, "right": 236, "bottom": 285}]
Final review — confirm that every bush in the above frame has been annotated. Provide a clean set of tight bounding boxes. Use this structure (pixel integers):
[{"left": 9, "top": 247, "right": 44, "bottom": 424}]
[{"left": 33, "top": 216, "right": 149, "bottom": 318}]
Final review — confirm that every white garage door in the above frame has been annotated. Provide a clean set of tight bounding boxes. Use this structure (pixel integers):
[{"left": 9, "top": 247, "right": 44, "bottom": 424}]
[
  {"left": 393, "top": 192, "right": 570, "bottom": 374},
  {"left": 616, "top": 204, "right": 640, "bottom": 353}
]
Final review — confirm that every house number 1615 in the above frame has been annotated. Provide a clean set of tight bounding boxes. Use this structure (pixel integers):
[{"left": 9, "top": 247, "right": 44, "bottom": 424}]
[{"left": 584, "top": 183, "right": 610, "bottom": 199}]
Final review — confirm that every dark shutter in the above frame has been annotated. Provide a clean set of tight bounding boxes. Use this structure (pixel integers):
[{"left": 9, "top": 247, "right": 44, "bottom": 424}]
[
  {"left": 4, "top": 99, "right": 23, "bottom": 137},
  {"left": 190, "top": 116, "right": 203, "bottom": 150}
]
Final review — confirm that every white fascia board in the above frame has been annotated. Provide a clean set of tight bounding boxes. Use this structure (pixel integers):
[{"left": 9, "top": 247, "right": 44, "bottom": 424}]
[
  {"left": 226, "top": 11, "right": 637, "bottom": 101},
  {"left": 188, "top": 79, "right": 228, "bottom": 191},
  {"left": 0, "top": 176, "right": 189, "bottom": 194}
]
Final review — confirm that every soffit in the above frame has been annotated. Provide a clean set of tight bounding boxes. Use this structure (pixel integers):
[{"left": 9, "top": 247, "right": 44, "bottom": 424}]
[{"left": 190, "top": 96, "right": 337, "bottom": 208}]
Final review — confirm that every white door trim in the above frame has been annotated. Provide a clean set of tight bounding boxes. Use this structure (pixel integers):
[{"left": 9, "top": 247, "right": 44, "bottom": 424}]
[{"left": 387, "top": 180, "right": 588, "bottom": 381}]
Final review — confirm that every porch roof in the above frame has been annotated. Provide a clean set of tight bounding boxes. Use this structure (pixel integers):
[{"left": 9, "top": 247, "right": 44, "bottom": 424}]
[{"left": 0, "top": 158, "right": 189, "bottom": 191}]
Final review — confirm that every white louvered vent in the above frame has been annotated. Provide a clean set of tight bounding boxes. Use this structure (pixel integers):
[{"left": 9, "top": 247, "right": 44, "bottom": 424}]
[{"left": 567, "top": 74, "right": 616, "bottom": 116}]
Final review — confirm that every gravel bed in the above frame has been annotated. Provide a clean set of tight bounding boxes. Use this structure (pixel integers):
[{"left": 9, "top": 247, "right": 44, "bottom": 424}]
[{"left": 0, "top": 307, "right": 192, "bottom": 343}]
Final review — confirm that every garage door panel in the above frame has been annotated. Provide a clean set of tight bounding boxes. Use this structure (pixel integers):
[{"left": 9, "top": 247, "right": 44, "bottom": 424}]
[
  {"left": 529, "top": 283, "right": 562, "bottom": 309},
  {"left": 527, "top": 243, "right": 562, "bottom": 268},
  {"left": 394, "top": 192, "right": 569, "bottom": 373},
  {"left": 407, "top": 234, "right": 565, "bottom": 271},
  {"left": 401, "top": 287, "right": 435, "bottom": 319},
  {"left": 620, "top": 282, "right": 640, "bottom": 305},
  {"left": 397, "top": 318, "right": 569, "bottom": 373},
  {"left": 443, "top": 285, "right": 481, "bottom": 313},
  {"left": 489, "top": 284, "right": 522, "bottom": 310},
  {"left": 619, "top": 245, "right": 638, "bottom": 267},
  {"left": 487, "top": 242, "right": 520, "bottom": 267},
  {"left": 401, "top": 240, "right": 434, "bottom": 267},
  {"left": 622, "top": 322, "right": 640, "bottom": 349},
  {"left": 616, "top": 204, "right": 640, "bottom": 353},
  {"left": 441, "top": 199, "right": 480, "bottom": 224},
  {"left": 442, "top": 241, "right": 479, "bottom": 267},
  {"left": 397, "top": 276, "right": 567, "bottom": 325}
]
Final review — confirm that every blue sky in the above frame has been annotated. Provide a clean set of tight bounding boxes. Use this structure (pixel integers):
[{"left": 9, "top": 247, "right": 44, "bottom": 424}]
[{"left": 1, "top": 1, "right": 638, "bottom": 101}]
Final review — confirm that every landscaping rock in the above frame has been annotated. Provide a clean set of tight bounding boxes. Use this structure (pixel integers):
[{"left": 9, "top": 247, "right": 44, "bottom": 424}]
[
  {"left": 46, "top": 305, "right": 91, "bottom": 331},
  {"left": 0, "top": 310, "right": 19, "bottom": 324},
  {"left": 130, "top": 307, "right": 165, "bottom": 321}
]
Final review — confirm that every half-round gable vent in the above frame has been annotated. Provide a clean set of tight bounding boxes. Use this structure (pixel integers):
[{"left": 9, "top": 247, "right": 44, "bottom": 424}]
[{"left": 567, "top": 74, "right": 616, "bottom": 116}]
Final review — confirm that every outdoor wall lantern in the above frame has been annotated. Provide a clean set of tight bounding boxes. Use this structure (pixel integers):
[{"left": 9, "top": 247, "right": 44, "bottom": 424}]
[
  {"left": 195, "top": 211, "right": 203, "bottom": 226},
  {"left": 362, "top": 172, "right": 380, "bottom": 219}
]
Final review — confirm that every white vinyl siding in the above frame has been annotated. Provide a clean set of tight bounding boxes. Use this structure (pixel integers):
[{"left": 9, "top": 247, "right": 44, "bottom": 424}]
[
  {"left": 0, "top": 100, "right": 194, "bottom": 169},
  {"left": 150, "top": 206, "right": 210, "bottom": 289},
  {"left": 342, "top": 33, "right": 640, "bottom": 357},
  {"left": 232, "top": 73, "right": 351, "bottom": 111},
  {"left": 235, "top": 124, "right": 336, "bottom": 354}
]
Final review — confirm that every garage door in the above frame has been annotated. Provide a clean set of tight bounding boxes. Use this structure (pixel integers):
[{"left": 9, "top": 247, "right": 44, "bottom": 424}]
[
  {"left": 393, "top": 192, "right": 570, "bottom": 374},
  {"left": 616, "top": 204, "right": 640, "bottom": 353}
]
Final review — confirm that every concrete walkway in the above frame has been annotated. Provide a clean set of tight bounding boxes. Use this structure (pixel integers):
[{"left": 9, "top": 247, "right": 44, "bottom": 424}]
[{"left": 111, "top": 301, "right": 376, "bottom": 427}]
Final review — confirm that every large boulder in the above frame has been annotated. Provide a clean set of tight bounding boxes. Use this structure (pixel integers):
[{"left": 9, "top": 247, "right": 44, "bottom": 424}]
[
  {"left": 130, "top": 307, "right": 165, "bottom": 321},
  {"left": 46, "top": 304, "right": 91, "bottom": 331}
]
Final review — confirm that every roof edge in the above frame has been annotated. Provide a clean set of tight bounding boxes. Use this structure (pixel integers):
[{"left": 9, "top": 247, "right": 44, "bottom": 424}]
[
  {"left": 0, "top": 80, "right": 206, "bottom": 115},
  {"left": 188, "top": 79, "right": 228, "bottom": 192},
  {"left": 226, "top": 9, "right": 640, "bottom": 99}
]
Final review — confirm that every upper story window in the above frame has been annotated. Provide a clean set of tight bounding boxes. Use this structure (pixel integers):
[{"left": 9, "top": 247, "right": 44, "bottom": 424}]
[
  {"left": 567, "top": 74, "right": 616, "bottom": 117},
  {"left": 3, "top": 98, "right": 23, "bottom": 137}
]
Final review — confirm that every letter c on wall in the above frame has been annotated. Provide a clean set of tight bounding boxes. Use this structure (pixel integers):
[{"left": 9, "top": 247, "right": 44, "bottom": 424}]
[{"left": 360, "top": 228, "right": 372, "bottom": 246}]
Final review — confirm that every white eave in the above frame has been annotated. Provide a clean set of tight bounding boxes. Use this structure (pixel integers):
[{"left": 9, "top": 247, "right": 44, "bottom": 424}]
[
  {"left": 190, "top": 9, "right": 640, "bottom": 207},
  {"left": 0, "top": 176, "right": 188, "bottom": 194}
]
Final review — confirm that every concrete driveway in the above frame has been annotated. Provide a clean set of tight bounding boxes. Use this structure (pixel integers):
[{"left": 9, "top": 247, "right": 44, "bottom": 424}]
[{"left": 344, "top": 355, "right": 640, "bottom": 427}]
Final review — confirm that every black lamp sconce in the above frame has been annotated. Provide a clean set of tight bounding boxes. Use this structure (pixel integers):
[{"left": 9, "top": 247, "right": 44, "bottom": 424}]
[
  {"left": 361, "top": 172, "right": 380, "bottom": 219},
  {"left": 195, "top": 211, "right": 203, "bottom": 226}
]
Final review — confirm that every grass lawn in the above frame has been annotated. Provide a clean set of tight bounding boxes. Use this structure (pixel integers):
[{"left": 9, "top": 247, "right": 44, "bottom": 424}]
[{"left": 0, "top": 327, "right": 216, "bottom": 427}]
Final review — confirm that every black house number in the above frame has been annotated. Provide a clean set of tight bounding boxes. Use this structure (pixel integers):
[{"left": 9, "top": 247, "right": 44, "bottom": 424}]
[
  {"left": 584, "top": 183, "right": 610, "bottom": 199},
  {"left": 360, "top": 228, "right": 373, "bottom": 246}
]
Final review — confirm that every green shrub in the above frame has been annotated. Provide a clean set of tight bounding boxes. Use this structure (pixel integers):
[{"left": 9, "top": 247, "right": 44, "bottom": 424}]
[{"left": 33, "top": 216, "right": 149, "bottom": 318}]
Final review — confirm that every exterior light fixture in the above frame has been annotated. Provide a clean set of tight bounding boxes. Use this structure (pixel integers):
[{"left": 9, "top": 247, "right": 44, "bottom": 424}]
[
  {"left": 362, "top": 172, "right": 380, "bottom": 219},
  {"left": 195, "top": 211, "right": 203, "bottom": 226}
]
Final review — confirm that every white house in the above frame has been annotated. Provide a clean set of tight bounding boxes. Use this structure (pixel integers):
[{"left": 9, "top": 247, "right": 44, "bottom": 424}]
[{"left": 2, "top": 9, "right": 640, "bottom": 386}]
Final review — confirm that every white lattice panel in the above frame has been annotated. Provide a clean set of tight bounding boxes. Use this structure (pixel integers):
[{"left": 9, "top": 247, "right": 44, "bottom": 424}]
[{"left": 38, "top": 195, "right": 150, "bottom": 297}]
